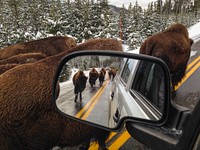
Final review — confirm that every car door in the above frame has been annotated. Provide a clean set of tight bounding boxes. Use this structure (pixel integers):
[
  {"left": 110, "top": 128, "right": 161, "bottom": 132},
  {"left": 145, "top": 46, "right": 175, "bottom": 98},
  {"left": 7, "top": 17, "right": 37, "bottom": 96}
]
[
  {"left": 109, "top": 58, "right": 154, "bottom": 127},
  {"left": 126, "top": 98, "right": 200, "bottom": 150}
]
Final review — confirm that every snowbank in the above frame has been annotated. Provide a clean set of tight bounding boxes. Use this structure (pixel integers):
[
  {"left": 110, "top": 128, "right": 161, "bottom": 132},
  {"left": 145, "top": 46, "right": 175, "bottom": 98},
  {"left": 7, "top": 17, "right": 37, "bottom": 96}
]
[{"left": 188, "top": 21, "right": 200, "bottom": 42}]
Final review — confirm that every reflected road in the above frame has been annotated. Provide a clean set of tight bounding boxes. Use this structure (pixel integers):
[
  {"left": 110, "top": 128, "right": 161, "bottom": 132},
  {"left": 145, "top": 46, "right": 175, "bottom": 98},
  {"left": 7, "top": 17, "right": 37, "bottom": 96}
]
[{"left": 56, "top": 73, "right": 113, "bottom": 127}]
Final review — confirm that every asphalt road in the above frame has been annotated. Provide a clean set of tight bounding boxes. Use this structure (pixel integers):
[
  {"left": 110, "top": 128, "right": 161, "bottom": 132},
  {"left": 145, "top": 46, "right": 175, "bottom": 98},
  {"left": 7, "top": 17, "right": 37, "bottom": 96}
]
[{"left": 173, "top": 40, "right": 200, "bottom": 109}]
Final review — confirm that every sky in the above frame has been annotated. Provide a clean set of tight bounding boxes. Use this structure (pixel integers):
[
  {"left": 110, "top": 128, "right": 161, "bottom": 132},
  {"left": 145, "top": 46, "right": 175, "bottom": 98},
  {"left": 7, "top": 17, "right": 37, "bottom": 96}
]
[{"left": 108, "top": 0, "right": 157, "bottom": 9}]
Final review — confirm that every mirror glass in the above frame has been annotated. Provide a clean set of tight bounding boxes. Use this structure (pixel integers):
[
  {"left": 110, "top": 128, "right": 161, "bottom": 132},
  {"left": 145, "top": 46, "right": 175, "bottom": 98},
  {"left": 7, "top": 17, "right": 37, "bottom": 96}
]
[{"left": 55, "top": 55, "right": 166, "bottom": 128}]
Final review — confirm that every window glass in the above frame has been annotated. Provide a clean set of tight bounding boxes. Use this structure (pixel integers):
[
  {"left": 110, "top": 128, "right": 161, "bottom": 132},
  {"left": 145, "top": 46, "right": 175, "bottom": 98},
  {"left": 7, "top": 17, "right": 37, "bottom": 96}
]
[
  {"left": 117, "top": 58, "right": 127, "bottom": 76},
  {"left": 121, "top": 59, "right": 136, "bottom": 84},
  {"left": 131, "top": 61, "right": 165, "bottom": 112}
]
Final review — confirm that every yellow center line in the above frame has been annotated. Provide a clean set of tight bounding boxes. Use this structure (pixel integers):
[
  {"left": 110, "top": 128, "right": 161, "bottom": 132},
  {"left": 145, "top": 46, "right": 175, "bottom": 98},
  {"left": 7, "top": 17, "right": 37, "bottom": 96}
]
[
  {"left": 89, "top": 130, "right": 118, "bottom": 150},
  {"left": 186, "top": 56, "right": 200, "bottom": 71},
  {"left": 76, "top": 81, "right": 109, "bottom": 149},
  {"left": 78, "top": 80, "right": 108, "bottom": 150},
  {"left": 175, "top": 61, "right": 200, "bottom": 90},
  {"left": 89, "top": 143, "right": 99, "bottom": 150},
  {"left": 75, "top": 81, "right": 108, "bottom": 118},
  {"left": 108, "top": 130, "right": 131, "bottom": 150},
  {"left": 107, "top": 132, "right": 118, "bottom": 142},
  {"left": 108, "top": 58, "right": 200, "bottom": 150},
  {"left": 81, "top": 81, "right": 108, "bottom": 119},
  {"left": 89, "top": 132, "right": 122, "bottom": 150}
]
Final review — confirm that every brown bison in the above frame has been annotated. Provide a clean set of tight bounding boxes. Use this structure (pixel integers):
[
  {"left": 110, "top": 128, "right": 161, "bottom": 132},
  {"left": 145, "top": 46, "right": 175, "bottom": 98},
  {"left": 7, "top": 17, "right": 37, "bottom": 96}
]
[
  {"left": 99, "top": 68, "right": 106, "bottom": 86},
  {"left": 0, "top": 53, "right": 47, "bottom": 65},
  {"left": 0, "top": 36, "right": 76, "bottom": 74},
  {"left": 139, "top": 23, "right": 193, "bottom": 94},
  {"left": 72, "top": 70, "right": 88, "bottom": 102},
  {"left": 0, "top": 38, "right": 122, "bottom": 150},
  {"left": 108, "top": 68, "right": 117, "bottom": 81},
  {"left": 89, "top": 68, "right": 99, "bottom": 87},
  {"left": 0, "top": 36, "right": 76, "bottom": 60},
  {"left": 0, "top": 63, "right": 21, "bottom": 74},
  {"left": 0, "top": 53, "right": 47, "bottom": 74}
]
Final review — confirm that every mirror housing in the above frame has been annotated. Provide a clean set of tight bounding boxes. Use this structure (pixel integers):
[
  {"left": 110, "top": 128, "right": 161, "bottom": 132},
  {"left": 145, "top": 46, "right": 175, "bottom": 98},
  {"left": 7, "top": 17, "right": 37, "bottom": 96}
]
[{"left": 52, "top": 50, "right": 171, "bottom": 131}]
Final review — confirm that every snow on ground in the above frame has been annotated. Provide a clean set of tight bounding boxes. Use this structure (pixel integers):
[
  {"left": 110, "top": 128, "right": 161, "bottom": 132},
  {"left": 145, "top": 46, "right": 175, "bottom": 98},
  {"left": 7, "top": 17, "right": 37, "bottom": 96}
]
[
  {"left": 122, "top": 44, "right": 139, "bottom": 53},
  {"left": 188, "top": 21, "right": 200, "bottom": 42},
  {"left": 188, "top": 21, "right": 200, "bottom": 57},
  {"left": 59, "top": 68, "right": 78, "bottom": 88}
]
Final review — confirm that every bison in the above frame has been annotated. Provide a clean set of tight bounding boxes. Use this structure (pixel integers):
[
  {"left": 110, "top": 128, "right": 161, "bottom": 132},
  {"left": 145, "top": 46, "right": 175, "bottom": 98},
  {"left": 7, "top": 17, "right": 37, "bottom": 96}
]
[
  {"left": 0, "top": 38, "right": 122, "bottom": 150},
  {"left": 139, "top": 23, "right": 193, "bottom": 95},
  {"left": 0, "top": 53, "right": 47, "bottom": 65},
  {"left": 0, "top": 53, "right": 47, "bottom": 74},
  {"left": 0, "top": 36, "right": 77, "bottom": 60},
  {"left": 89, "top": 68, "right": 99, "bottom": 87},
  {"left": 108, "top": 68, "right": 117, "bottom": 81},
  {"left": 72, "top": 70, "right": 88, "bottom": 102},
  {"left": 99, "top": 68, "right": 106, "bottom": 86},
  {"left": 0, "top": 36, "right": 76, "bottom": 74},
  {"left": 0, "top": 63, "right": 19, "bottom": 74}
]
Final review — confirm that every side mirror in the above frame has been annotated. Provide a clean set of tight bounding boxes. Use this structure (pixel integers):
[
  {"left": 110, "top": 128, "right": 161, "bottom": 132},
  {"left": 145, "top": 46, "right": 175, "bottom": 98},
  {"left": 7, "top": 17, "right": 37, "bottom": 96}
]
[{"left": 52, "top": 51, "right": 171, "bottom": 131}]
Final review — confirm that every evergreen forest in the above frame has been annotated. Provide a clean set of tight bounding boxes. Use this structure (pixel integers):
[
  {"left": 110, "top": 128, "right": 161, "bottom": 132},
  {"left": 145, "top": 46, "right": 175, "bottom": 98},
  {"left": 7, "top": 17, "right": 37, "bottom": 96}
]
[{"left": 0, "top": 0, "right": 200, "bottom": 50}]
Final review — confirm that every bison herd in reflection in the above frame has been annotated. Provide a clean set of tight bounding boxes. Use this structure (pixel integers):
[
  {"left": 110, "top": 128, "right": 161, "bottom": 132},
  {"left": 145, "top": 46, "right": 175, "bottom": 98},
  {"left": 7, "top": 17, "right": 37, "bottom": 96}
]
[
  {"left": 0, "top": 23, "right": 193, "bottom": 150},
  {"left": 72, "top": 67, "right": 116, "bottom": 102}
]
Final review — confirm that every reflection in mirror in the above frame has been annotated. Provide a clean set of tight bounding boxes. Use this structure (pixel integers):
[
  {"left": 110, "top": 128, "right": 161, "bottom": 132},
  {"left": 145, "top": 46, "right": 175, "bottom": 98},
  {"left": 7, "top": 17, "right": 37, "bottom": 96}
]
[{"left": 56, "top": 55, "right": 165, "bottom": 128}]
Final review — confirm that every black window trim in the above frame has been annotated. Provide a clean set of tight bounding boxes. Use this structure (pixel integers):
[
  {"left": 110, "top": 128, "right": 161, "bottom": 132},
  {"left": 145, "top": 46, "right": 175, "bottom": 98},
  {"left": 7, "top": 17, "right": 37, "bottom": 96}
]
[{"left": 130, "top": 89, "right": 162, "bottom": 121}]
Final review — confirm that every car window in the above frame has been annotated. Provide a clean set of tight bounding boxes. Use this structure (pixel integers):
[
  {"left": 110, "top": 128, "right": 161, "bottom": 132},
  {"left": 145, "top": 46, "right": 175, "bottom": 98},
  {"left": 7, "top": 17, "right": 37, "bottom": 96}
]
[
  {"left": 131, "top": 61, "right": 165, "bottom": 112},
  {"left": 117, "top": 58, "right": 127, "bottom": 74},
  {"left": 120, "top": 58, "right": 137, "bottom": 84}
]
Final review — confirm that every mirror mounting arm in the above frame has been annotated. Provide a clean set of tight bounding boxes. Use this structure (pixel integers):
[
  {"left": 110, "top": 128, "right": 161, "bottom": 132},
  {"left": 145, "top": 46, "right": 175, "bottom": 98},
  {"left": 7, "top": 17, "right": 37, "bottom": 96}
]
[
  {"left": 126, "top": 100, "right": 195, "bottom": 150},
  {"left": 125, "top": 101, "right": 192, "bottom": 150},
  {"left": 126, "top": 122, "right": 179, "bottom": 150},
  {"left": 164, "top": 100, "right": 191, "bottom": 130}
]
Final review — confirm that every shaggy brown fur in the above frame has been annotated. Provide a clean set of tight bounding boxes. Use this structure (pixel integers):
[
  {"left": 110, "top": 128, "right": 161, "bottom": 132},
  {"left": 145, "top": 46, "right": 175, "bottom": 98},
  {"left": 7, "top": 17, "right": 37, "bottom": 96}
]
[
  {"left": 0, "top": 63, "right": 18, "bottom": 74},
  {"left": 89, "top": 68, "right": 99, "bottom": 87},
  {"left": 99, "top": 68, "right": 106, "bottom": 86},
  {"left": 0, "top": 53, "right": 47, "bottom": 74},
  {"left": 0, "top": 53, "right": 46, "bottom": 65},
  {"left": 139, "top": 23, "right": 193, "bottom": 92},
  {"left": 73, "top": 70, "right": 86, "bottom": 82},
  {"left": 72, "top": 70, "right": 88, "bottom": 102},
  {"left": 69, "top": 38, "right": 122, "bottom": 52},
  {"left": 0, "top": 38, "right": 122, "bottom": 150},
  {"left": 0, "top": 36, "right": 77, "bottom": 60},
  {"left": 108, "top": 68, "right": 117, "bottom": 81}
]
